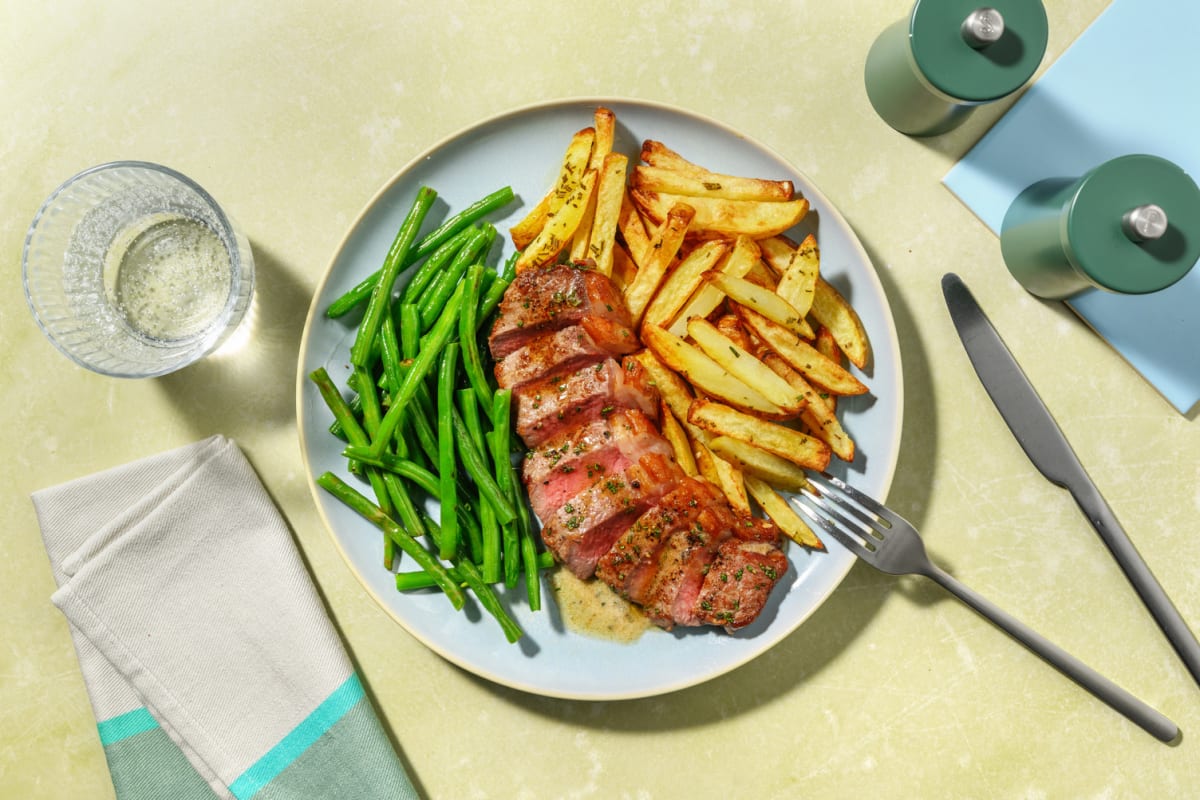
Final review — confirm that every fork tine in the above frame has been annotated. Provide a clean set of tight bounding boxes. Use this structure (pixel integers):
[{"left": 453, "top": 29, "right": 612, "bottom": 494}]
[
  {"left": 806, "top": 471, "right": 904, "bottom": 529},
  {"left": 793, "top": 494, "right": 875, "bottom": 560}
]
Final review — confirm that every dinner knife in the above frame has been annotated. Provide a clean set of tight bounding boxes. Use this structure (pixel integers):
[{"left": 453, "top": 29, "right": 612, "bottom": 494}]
[{"left": 941, "top": 272, "right": 1200, "bottom": 689}]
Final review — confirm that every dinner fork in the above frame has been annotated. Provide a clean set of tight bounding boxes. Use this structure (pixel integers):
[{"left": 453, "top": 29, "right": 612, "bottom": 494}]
[{"left": 795, "top": 471, "right": 1179, "bottom": 744}]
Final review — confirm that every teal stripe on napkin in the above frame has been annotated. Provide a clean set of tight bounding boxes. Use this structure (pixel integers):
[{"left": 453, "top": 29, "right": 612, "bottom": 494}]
[
  {"left": 230, "top": 673, "right": 378, "bottom": 800},
  {"left": 97, "top": 707, "right": 160, "bottom": 745}
]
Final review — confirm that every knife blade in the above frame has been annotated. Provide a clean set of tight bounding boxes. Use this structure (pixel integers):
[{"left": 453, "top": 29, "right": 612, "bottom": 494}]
[{"left": 941, "top": 272, "right": 1200, "bottom": 689}]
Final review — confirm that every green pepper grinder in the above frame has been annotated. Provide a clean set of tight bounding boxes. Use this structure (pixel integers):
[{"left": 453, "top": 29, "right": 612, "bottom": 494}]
[
  {"left": 865, "top": 0, "right": 1048, "bottom": 136},
  {"left": 1000, "top": 154, "right": 1200, "bottom": 299}
]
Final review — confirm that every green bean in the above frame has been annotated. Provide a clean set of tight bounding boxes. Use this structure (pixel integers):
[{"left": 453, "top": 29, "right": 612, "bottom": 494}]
[
  {"left": 398, "top": 302, "right": 421, "bottom": 360},
  {"left": 369, "top": 280, "right": 466, "bottom": 457},
  {"left": 395, "top": 551, "right": 554, "bottom": 591},
  {"left": 418, "top": 224, "right": 493, "bottom": 332},
  {"left": 459, "top": 389, "right": 501, "bottom": 583},
  {"left": 317, "top": 472, "right": 464, "bottom": 610},
  {"left": 459, "top": 264, "right": 493, "bottom": 409},
  {"left": 451, "top": 407, "right": 516, "bottom": 525},
  {"left": 420, "top": 514, "right": 522, "bottom": 643},
  {"left": 489, "top": 389, "right": 522, "bottom": 588},
  {"left": 436, "top": 343, "right": 460, "bottom": 560},
  {"left": 325, "top": 186, "right": 514, "bottom": 319},
  {"left": 349, "top": 186, "right": 436, "bottom": 368},
  {"left": 398, "top": 225, "right": 477, "bottom": 308}
]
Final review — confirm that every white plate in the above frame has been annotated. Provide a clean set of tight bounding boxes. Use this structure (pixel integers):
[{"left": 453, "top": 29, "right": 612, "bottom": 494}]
[{"left": 297, "top": 98, "right": 903, "bottom": 700}]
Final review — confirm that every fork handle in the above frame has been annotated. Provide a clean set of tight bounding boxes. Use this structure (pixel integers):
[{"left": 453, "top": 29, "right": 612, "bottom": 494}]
[{"left": 926, "top": 565, "right": 1179, "bottom": 743}]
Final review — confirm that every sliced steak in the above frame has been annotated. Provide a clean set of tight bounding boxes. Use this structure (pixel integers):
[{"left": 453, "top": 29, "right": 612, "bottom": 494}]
[
  {"left": 490, "top": 265, "right": 632, "bottom": 359},
  {"left": 695, "top": 538, "right": 790, "bottom": 631},
  {"left": 540, "top": 452, "right": 683, "bottom": 579},
  {"left": 523, "top": 409, "right": 672, "bottom": 522},
  {"left": 511, "top": 357, "right": 659, "bottom": 447},
  {"left": 494, "top": 321, "right": 638, "bottom": 391},
  {"left": 595, "top": 477, "right": 723, "bottom": 605}
]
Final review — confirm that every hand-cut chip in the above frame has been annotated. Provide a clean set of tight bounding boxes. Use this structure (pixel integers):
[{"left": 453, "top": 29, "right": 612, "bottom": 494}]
[
  {"left": 686, "top": 317, "right": 806, "bottom": 416},
  {"left": 587, "top": 153, "right": 628, "bottom": 276},
  {"left": 707, "top": 271, "right": 815, "bottom": 340},
  {"left": 510, "top": 127, "right": 596, "bottom": 250},
  {"left": 775, "top": 234, "right": 820, "bottom": 320},
  {"left": 610, "top": 242, "right": 638, "bottom": 294},
  {"left": 641, "top": 239, "right": 729, "bottom": 330},
  {"left": 757, "top": 234, "right": 798, "bottom": 273},
  {"left": 710, "top": 450, "right": 751, "bottom": 513},
  {"left": 714, "top": 313, "right": 753, "bottom": 351},
  {"left": 813, "top": 326, "right": 841, "bottom": 413},
  {"left": 668, "top": 235, "right": 759, "bottom": 336},
  {"left": 708, "top": 436, "right": 809, "bottom": 493},
  {"left": 688, "top": 434, "right": 750, "bottom": 512},
  {"left": 618, "top": 189, "right": 654, "bottom": 268},
  {"left": 688, "top": 397, "right": 830, "bottom": 471},
  {"left": 761, "top": 352, "right": 855, "bottom": 462},
  {"left": 631, "top": 188, "right": 809, "bottom": 239},
  {"left": 639, "top": 140, "right": 795, "bottom": 201},
  {"left": 623, "top": 202, "right": 694, "bottom": 324},
  {"left": 734, "top": 306, "right": 867, "bottom": 396},
  {"left": 811, "top": 278, "right": 870, "bottom": 369},
  {"left": 660, "top": 398, "right": 698, "bottom": 477},
  {"left": 589, "top": 107, "right": 616, "bottom": 172},
  {"left": 642, "top": 324, "right": 785, "bottom": 417},
  {"left": 743, "top": 475, "right": 823, "bottom": 550},
  {"left": 631, "top": 165, "right": 795, "bottom": 203},
  {"left": 514, "top": 168, "right": 598, "bottom": 272},
  {"left": 628, "top": 348, "right": 695, "bottom": 424}
]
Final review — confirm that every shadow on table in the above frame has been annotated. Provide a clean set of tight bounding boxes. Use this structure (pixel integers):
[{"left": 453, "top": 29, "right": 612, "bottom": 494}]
[
  {"left": 157, "top": 242, "right": 312, "bottom": 441},
  {"left": 469, "top": 232, "right": 945, "bottom": 730}
]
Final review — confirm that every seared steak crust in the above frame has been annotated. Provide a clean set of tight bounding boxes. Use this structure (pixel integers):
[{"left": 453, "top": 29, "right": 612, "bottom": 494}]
[{"left": 489, "top": 265, "right": 789, "bottom": 632}]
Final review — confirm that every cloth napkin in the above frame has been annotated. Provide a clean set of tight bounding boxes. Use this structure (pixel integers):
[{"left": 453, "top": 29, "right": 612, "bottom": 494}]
[{"left": 32, "top": 435, "right": 418, "bottom": 800}]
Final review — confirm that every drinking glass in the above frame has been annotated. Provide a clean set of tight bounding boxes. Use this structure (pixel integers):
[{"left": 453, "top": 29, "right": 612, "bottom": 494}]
[{"left": 22, "top": 161, "right": 255, "bottom": 377}]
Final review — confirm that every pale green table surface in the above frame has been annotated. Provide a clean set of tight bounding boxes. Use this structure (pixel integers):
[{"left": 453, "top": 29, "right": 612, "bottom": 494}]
[{"left": 5, "top": 2, "right": 1199, "bottom": 798}]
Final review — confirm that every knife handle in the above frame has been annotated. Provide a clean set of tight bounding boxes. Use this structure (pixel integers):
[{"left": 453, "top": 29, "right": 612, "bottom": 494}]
[{"left": 1073, "top": 480, "right": 1200, "bottom": 686}]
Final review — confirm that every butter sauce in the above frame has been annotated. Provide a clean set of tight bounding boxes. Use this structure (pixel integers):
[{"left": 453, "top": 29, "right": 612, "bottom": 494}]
[{"left": 549, "top": 568, "right": 653, "bottom": 642}]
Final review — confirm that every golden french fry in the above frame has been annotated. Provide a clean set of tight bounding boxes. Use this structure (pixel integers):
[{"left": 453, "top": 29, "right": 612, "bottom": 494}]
[
  {"left": 510, "top": 127, "right": 596, "bottom": 250},
  {"left": 714, "top": 313, "right": 753, "bottom": 351},
  {"left": 589, "top": 107, "right": 616, "bottom": 172},
  {"left": 667, "top": 235, "right": 760, "bottom": 336},
  {"left": 641, "top": 238, "right": 729, "bottom": 330},
  {"left": 568, "top": 185, "right": 598, "bottom": 263},
  {"left": 811, "top": 278, "right": 870, "bottom": 369},
  {"left": 688, "top": 397, "right": 830, "bottom": 471},
  {"left": 757, "top": 234, "right": 798, "bottom": 273},
  {"left": 761, "top": 352, "right": 855, "bottom": 462},
  {"left": 623, "top": 201, "right": 694, "bottom": 324},
  {"left": 586, "top": 153, "right": 628, "bottom": 276},
  {"left": 734, "top": 306, "right": 867, "bottom": 396},
  {"left": 743, "top": 475, "right": 824, "bottom": 550},
  {"left": 628, "top": 348, "right": 696, "bottom": 423},
  {"left": 642, "top": 324, "right": 785, "bottom": 417},
  {"left": 514, "top": 168, "right": 597, "bottom": 272},
  {"left": 775, "top": 233, "right": 820, "bottom": 320},
  {"left": 618, "top": 188, "right": 655, "bottom": 268},
  {"left": 660, "top": 399, "right": 698, "bottom": 477},
  {"left": 708, "top": 271, "right": 815, "bottom": 340},
  {"left": 711, "top": 451, "right": 751, "bottom": 513},
  {"left": 631, "top": 165, "right": 794, "bottom": 203},
  {"left": 610, "top": 242, "right": 638, "bottom": 294},
  {"left": 707, "top": 436, "right": 809, "bottom": 493},
  {"left": 639, "top": 140, "right": 795, "bottom": 200},
  {"left": 813, "top": 326, "right": 841, "bottom": 413},
  {"left": 631, "top": 188, "right": 809, "bottom": 239},
  {"left": 687, "top": 317, "right": 806, "bottom": 416}
]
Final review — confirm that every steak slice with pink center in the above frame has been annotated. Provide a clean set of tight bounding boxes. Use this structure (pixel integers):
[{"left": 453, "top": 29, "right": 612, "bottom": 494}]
[
  {"left": 594, "top": 477, "right": 724, "bottom": 605},
  {"left": 489, "top": 265, "right": 632, "bottom": 359},
  {"left": 511, "top": 357, "right": 658, "bottom": 448},
  {"left": 494, "top": 321, "right": 639, "bottom": 391},
  {"left": 540, "top": 452, "right": 683, "bottom": 579},
  {"left": 523, "top": 409, "right": 671, "bottom": 522}
]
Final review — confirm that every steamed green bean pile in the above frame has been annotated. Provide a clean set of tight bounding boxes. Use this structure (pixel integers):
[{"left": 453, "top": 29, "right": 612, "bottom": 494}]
[{"left": 310, "top": 185, "right": 547, "bottom": 643}]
